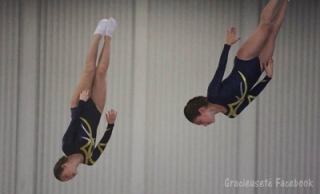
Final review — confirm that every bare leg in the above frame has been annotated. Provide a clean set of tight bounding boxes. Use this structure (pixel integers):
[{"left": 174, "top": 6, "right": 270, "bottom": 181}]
[
  {"left": 236, "top": 0, "right": 281, "bottom": 60},
  {"left": 91, "top": 36, "right": 111, "bottom": 113},
  {"left": 70, "top": 34, "right": 102, "bottom": 108},
  {"left": 259, "top": 0, "right": 288, "bottom": 67},
  {"left": 91, "top": 18, "right": 116, "bottom": 113}
]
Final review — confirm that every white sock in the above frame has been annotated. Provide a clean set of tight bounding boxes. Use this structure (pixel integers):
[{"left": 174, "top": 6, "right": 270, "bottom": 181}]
[
  {"left": 105, "top": 17, "right": 117, "bottom": 37},
  {"left": 94, "top": 19, "right": 108, "bottom": 35}
]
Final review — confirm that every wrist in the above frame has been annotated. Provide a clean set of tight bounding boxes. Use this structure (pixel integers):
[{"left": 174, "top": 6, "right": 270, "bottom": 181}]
[
  {"left": 107, "top": 123, "right": 114, "bottom": 127},
  {"left": 80, "top": 98, "right": 88, "bottom": 101},
  {"left": 78, "top": 99, "right": 86, "bottom": 103},
  {"left": 265, "top": 75, "right": 272, "bottom": 79}
]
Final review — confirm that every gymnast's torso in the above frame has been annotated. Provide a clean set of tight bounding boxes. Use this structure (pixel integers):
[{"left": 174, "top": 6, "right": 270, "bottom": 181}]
[
  {"left": 62, "top": 99, "right": 114, "bottom": 165},
  {"left": 207, "top": 44, "right": 271, "bottom": 118}
]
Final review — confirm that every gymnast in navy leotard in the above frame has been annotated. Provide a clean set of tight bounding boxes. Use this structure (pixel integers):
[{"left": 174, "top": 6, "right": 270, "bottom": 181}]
[
  {"left": 206, "top": 44, "right": 271, "bottom": 118},
  {"left": 62, "top": 98, "right": 115, "bottom": 166},
  {"left": 184, "top": 0, "right": 288, "bottom": 126},
  {"left": 53, "top": 17, "right": 118, "bottom": 182}
]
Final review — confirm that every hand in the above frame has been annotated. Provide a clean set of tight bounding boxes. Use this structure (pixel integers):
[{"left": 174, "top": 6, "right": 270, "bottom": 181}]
[
  {"left": 105, "top": 109, "right": 117, "bottom": 124},
  {"left": 263, "top": 57, "right": 274, "bottom": 78},
  {"left": 79, "top": 90, "right": 89, "bottom": 101},
  {"left": 226, "top": 27, "right": 241, "bottom": 46}
]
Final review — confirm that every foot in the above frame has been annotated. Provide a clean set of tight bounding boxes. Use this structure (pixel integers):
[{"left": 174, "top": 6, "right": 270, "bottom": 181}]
[
  {"left": 105, "top": 17, "right": 117, "bottom": 37},
  {"left": 94, "top": 19, "right": 108, "bottom": 35}
]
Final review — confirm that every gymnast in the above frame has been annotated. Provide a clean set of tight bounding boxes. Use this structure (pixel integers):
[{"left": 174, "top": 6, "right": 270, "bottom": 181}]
[
  {"left": 184, "top": 0, "right": 288, "bottom": 126},
  {"left": 53, "top": 18, "right": 117, "bottom": 181}
]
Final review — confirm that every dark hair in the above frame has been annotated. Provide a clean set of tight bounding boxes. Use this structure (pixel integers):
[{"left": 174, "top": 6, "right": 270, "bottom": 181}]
[
  {"left": 184, "top": 96, "right": 209, "bottom": 123},
  {"left": 53, "top": 156, "right": 68, "bottom": 181}
]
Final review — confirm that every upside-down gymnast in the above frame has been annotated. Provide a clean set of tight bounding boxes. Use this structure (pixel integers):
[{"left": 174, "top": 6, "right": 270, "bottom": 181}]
[
  {"left": 53, "top": 17, "right": 117, "bottom": 181},
  {"left": 184, "top": 0, "right": 288, "bottom": 126}
]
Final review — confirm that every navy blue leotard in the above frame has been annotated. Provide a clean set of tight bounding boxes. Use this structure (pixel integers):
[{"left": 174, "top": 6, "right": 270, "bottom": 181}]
[
  {"left": 62, "top": 98, "right": 114, "bottom": 165},
  {"left": 207, "top": 44, "right": 271, "bottom": 118}
]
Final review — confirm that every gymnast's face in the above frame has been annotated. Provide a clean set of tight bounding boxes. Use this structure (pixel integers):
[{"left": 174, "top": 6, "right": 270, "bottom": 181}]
[
  {"left": 60, "top": 163, "right": 78, "bottom": 182},
  {"left": 193, "top": 107, "right": 215, "bottom": 126}
]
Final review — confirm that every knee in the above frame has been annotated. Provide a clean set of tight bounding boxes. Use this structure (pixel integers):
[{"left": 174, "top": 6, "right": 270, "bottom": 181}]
[
  {"left": 260, "top": 11, "right": 274, "bottom": 25},
  {"left": 84, "top": 62, "right": 96, "bottom": 74},
  {"left": 95, "top": 67, "right": 107, "bottom": 78},
  {"left": 259, "top": 21, "right": 272, "bottom": 34}
]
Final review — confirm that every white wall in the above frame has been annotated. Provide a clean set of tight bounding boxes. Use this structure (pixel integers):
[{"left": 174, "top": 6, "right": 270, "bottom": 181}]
[
  {"left": 256, "top": 1, "right": 320, "bottom": 194},
  {"left": 0, "top": 0, "right": 319, "bottom": 194},
  {"left": 0, "top": 0, "right": 19, "bottom": 193}
]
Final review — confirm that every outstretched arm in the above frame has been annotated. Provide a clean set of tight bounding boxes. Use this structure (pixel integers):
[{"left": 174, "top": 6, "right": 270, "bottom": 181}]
[
  {"left": 208, "top": 27, "right": 240, "bottom": 98},
  {"left": 88, "top": 109, "right": 118, "bottom": 165},
  {"left": 226, "top": 27, "right": 241, "bottom": 46}
]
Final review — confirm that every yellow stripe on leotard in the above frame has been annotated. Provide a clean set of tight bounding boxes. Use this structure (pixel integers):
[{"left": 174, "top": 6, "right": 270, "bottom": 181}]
[
  {"left": 227, "top": 71, "right": 248, "bottom": 118},
  {"left": 79, "top": 117, "right": 95, "bottom": 165}
]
